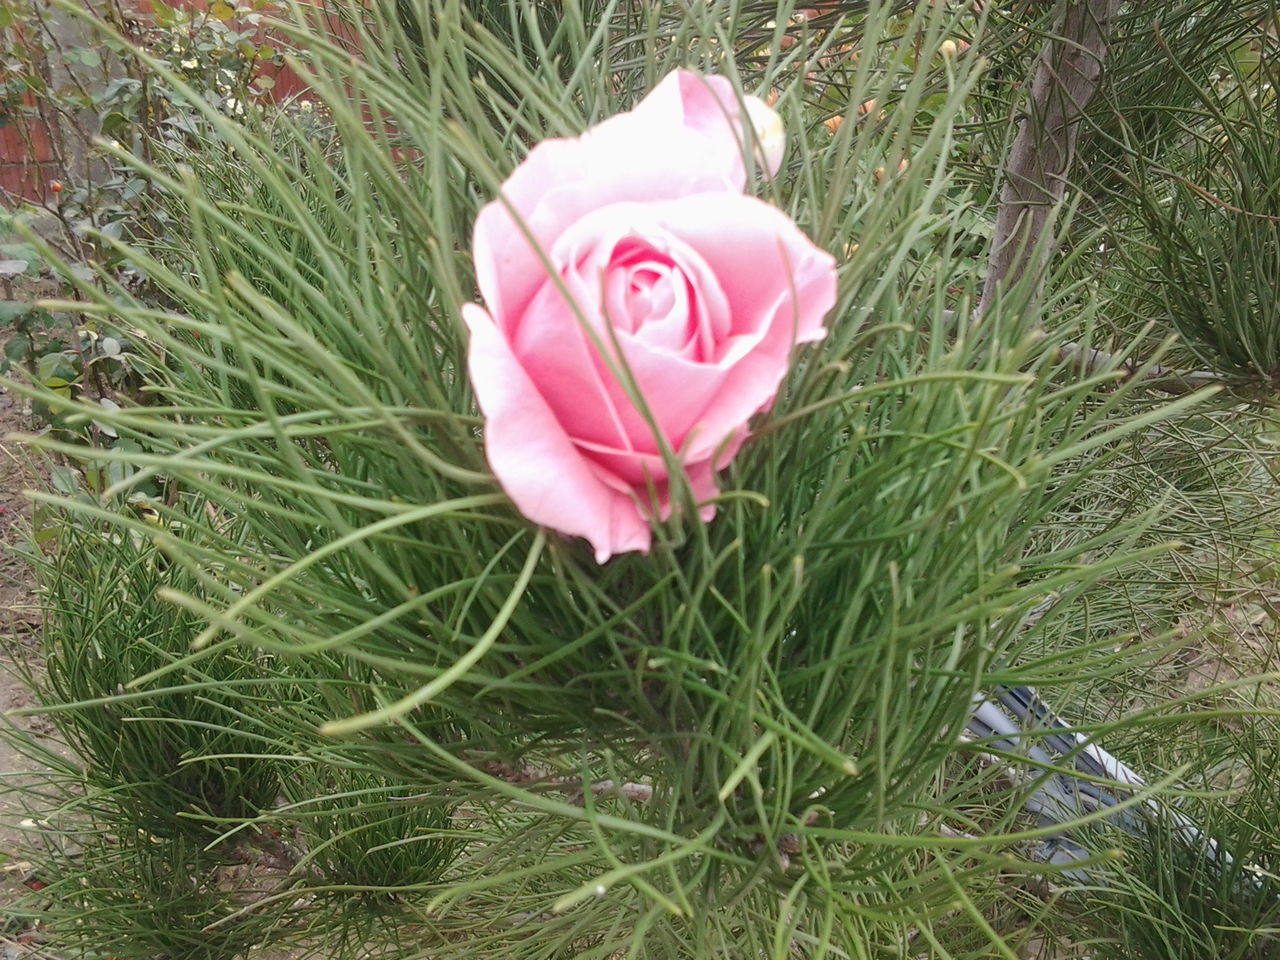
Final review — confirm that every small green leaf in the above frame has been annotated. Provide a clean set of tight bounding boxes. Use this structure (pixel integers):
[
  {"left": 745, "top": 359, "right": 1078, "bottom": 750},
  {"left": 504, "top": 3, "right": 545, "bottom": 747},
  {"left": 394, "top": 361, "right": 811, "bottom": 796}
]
[
  {"left": 0, "top": 300, "right": 34, "bottom": 324},
  {"left": 49, "top": 464, "right": 80, "bottom": 496},
  {"left": 36, "top": 351, "right": 79, "bottom": 385},
  {"left": 93, "top": 77, "right": 141, "bottom": 108},
  {"left": 0, "top": 241, "right": 40, "bottom": 263},
  {"left": 151, "top": 0, "right": 178, "bottom": 27},
  {"left": 33, "top": 523, "right": 60, "bottom": 545},
  {"left": 3, "top": 335, "right": 30, "bottom": 363},
  {"left": 66, "top": 47, "right": 102, "bottom": 68},
  {"left": 99, "top": 111, "right": 130, "bottom": 139}
]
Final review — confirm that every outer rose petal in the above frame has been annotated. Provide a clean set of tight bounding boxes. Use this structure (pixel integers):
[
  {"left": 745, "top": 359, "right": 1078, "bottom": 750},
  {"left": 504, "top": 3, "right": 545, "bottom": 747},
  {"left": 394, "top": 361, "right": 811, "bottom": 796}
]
[
  {"left": 464, "top": 303, "right": 651, "bottom": 562},
  {"left": 625, "top": 72, "right": 751, "bottom": 179},
  {"left": 572, "top": 435, "right": 734, "bottom": 523},
  {"left": 472, "top": 70, "right": 761, "bottom": 329},
  {"left": 627, "top": 74, "right": 785, "bottom": 180}
]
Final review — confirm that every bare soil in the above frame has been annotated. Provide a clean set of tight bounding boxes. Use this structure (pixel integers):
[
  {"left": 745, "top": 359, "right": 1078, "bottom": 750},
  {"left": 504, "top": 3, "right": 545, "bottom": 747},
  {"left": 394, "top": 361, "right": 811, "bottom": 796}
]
[
  {"left": 1, "top": 380, "right": 48, "bottom": 817},
  {"left": 0, "top": 381, "right": 56, "bottom": 957}
]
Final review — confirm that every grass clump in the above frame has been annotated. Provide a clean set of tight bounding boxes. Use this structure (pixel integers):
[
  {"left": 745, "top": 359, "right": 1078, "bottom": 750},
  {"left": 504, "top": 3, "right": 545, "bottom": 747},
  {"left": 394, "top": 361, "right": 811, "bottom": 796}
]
[
  {"left": 0, "top": 1, "right": 1278, "bottom": 957},
  {"left": 7, "top": 830, "right": 286, "bottom": 960},
  {"left": 11, "top": 510, "right": 284, "bottom": 839}
]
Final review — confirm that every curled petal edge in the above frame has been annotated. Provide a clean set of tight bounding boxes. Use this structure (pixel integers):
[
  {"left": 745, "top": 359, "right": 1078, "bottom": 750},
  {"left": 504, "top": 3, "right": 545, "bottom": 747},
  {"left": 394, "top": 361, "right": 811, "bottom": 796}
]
[{"left": 464, "top": 303, "right": 653, "bottom": 562}]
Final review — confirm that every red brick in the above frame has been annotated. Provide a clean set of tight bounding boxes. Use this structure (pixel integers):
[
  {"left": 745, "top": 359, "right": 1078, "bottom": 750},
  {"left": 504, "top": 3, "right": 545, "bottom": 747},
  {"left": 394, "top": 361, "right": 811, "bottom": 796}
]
[{"left": 0, "top": 161, "right": 58, "bottom": 201}]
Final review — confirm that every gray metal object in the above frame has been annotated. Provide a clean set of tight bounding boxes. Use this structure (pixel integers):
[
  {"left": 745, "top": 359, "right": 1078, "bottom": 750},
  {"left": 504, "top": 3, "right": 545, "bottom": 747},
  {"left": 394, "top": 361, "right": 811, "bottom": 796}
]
[{"left": 964, "top": 684, "right": 1229, "bottom": 884}]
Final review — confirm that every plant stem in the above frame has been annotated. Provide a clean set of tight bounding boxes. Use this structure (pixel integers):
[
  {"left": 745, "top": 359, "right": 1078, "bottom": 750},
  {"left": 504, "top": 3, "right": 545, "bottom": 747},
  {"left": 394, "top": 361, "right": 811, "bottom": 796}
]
[{"left": 1055, "top": 341, "right": 1231, "bottom": 395}]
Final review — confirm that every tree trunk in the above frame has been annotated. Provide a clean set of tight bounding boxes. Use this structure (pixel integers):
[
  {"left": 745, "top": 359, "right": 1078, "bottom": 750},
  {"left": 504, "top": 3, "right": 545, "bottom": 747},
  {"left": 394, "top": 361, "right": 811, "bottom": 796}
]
[{"left": 979, "top": 0, "right": 1124, "bottom": 314}]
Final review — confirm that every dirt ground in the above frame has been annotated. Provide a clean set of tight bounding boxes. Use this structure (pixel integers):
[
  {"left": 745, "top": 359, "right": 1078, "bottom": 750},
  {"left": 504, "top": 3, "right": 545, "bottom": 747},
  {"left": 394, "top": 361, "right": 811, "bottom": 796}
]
[
  {"left": 0, "top": 380, "right": 49, "bottom": 825},
  {"left": 0, "top": 380, "right": 56, "bottom": 957}
]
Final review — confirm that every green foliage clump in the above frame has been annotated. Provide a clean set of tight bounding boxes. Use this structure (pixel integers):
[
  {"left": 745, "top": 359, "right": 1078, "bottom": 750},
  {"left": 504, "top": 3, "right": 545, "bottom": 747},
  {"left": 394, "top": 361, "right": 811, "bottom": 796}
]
[
  {"left": 2, "top": 1, "right": 1279, "bottom": 958},
  {"left": 281, "top": 765, "right": 461, "bottom": 889},
  {"left": 19, "top": 510, "right": 285, "bottom": 838},
  {"left": 1075, "top": 2, "right": 1280, "bottom": 384},
  {"left": 8, "top": 831, "right": 280, "bottom": 960},
  {"left": 1124, "top": 72, "right": 1280, "bottom": 381}
]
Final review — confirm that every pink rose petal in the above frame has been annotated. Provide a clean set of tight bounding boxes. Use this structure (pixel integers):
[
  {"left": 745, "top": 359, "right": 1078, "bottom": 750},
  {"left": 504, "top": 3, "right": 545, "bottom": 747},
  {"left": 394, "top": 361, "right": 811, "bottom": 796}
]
[
  {"left": 463, "top": 70, "right": 839, "bottom": 562},
  {"left": 464, "top": 303, "right": 652, "bottom": 562},
  {"left": 472, "top": 70, "right": 758, "bottom": 330}
]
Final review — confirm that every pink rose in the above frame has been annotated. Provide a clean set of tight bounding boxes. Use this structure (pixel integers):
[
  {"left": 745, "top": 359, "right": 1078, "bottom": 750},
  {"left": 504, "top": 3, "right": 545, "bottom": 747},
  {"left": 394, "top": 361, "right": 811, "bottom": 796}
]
[{"left": 463, "top": 70, "right": 838, "bottom": 562}]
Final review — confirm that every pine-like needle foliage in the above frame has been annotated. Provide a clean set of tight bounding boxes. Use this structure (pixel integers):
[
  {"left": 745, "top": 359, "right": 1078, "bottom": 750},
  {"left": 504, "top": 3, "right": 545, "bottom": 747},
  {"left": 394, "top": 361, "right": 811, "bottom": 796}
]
[
  {"left": 7, "top": 507, "right": 285, "bottom": 838},
  {"left": 3, "top": 1, "right": 1278, "bottom": 958}
]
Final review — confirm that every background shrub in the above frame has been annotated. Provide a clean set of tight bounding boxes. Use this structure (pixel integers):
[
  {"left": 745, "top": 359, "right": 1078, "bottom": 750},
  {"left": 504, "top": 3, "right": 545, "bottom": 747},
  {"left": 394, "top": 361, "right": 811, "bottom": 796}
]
[{"left": 1, "top": 1, "right": 1278, "bottom": 958}]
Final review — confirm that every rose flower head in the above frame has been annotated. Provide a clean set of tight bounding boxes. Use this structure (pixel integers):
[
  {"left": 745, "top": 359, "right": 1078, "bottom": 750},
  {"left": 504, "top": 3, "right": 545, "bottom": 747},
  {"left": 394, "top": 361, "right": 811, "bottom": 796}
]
[{"left": 463, "top": 70, "right": 837, "bottom": 562}]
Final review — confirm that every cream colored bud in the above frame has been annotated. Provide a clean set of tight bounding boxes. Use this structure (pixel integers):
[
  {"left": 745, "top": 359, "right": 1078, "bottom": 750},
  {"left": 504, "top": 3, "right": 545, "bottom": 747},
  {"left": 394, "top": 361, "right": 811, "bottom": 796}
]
[{"left": 742, "top": 94, "right": 786, "bottom": 179}]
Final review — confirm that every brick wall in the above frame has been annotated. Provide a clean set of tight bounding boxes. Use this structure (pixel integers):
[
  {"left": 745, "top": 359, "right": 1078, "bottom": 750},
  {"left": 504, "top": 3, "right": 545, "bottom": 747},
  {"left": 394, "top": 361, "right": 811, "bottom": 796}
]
[
  {"left": 0, "top": 5, "right": 66, "bottom": 204},
  {"left": 0, "top": 96, "right": 59, "bottom": 202}
]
